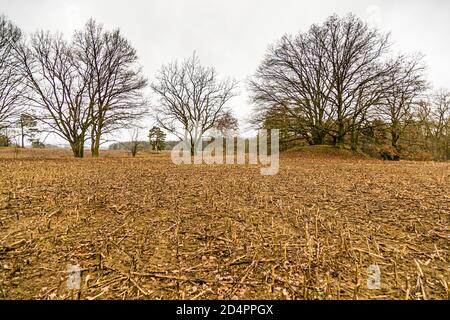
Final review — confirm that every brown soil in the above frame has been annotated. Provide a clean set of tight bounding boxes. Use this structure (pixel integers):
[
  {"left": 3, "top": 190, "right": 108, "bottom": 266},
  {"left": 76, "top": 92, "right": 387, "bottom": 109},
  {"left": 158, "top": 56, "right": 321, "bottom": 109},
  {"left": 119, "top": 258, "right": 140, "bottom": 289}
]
[{"left": 0, "top": 149, "right": 448, "bottom": 299}]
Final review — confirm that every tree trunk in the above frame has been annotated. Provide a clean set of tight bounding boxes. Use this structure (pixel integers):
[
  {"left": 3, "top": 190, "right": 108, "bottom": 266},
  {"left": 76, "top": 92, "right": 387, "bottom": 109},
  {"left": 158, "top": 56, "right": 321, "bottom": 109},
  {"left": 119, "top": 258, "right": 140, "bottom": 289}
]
[
  {"left": 332, "top": 121, "right": 346, "bottom": 148},
  {"left": 311, "top": 129, "right": 326, "bottom": 145},
  {"left": 91, "top": 126, "right": 100, "bottom": 157},
  {"left": 131, "top": 145, "right": 138, "bottom": 157},
  {"left": 91, "top": 135, "right": 100, "bottom": 157},
  {"left": 21, "top": 125, "right": 25, "bottom": 148},
  {"left": 90, "top": 128, "right": 96, "bottom": 157},
  {"left": 350, "top": 128, "right": 359, "bottom": 151},
  {"left": 391, "top": 131, "right": 400, "bottom": 151},
  {"left": 335, "top": 135, "right": 345, "bottom": 148},
  {"left": 71, "top": 137, "right": 85, "bottom": 158},
  {"left": 190, "top": 142, "right": 195, "bottom": 156},
  {"left": 91, "top": 117, "right": 103, "bottom": 157}
]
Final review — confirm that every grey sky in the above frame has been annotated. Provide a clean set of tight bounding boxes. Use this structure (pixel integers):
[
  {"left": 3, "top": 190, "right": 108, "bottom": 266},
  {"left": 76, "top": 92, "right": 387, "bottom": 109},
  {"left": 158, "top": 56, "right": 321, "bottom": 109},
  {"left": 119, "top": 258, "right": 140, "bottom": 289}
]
[{"left": 1, "top": 0, "right": 449, "bottom": 144}]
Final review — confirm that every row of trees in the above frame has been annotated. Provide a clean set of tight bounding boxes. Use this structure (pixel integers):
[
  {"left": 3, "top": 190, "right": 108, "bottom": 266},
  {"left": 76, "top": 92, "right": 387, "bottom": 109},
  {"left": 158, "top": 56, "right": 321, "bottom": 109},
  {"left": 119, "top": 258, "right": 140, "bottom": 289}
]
[
  {"left": 108, "top": 126, "right": 167, "bottom": 157},
  {"left": 1, "top": 13, "right": 449, "bottom": 159},
  {"left": 249, "top": 14, "right": 450, "bottom": 159},
  {"left": 0, "top": 15, "right": 239, "bottom": 157},
  {"left": 0, "top": 16, "right": 147, "bottom": 157},
  {"left": 0, "top": 16, "right": 24, "bottom": 144}
]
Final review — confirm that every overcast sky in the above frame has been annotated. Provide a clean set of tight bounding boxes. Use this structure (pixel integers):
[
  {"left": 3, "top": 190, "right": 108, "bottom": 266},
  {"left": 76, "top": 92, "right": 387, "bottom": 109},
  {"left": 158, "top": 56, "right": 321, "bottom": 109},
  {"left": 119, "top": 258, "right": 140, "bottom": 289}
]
[{"left": 1, "top": 0, "right": 449, "bottom": 144}]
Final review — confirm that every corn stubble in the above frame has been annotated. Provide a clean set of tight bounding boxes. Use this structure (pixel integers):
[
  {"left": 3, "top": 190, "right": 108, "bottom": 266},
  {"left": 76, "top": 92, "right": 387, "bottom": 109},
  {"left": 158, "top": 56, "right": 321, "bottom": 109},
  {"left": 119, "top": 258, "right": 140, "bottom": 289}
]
[{"left": 0, "top": 151, "right": 448, "bottom": 300}]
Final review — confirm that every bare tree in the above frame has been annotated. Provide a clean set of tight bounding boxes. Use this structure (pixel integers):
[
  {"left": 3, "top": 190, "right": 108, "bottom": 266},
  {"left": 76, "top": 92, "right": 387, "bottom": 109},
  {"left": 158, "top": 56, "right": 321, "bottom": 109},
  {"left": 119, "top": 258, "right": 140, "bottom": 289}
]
[
  {"left": 151, "top": 53, "right": 237, "bottom": 155},
  {"left": 125, "top": 128, "right": 142, "bottom": 157},
  {"left": 73, "top": 19, "right": 148, "bottom": 157},
  {"left": 17, "top": 32, "right": 92, "bottom": 157},
  {"left": 250, "top": 14, "right": 396, "bottom": 147},
  {"left": 318, "top": 14, "right": 395, "bottom": 147},
  {"left": 380, "top": 55, "right": 428, "bottom": 150},
  {"left": 429, "top": 90, "right": 450, "bottom": 159},
  {"left": 249, "top": 104, "right": 304, "bottom": 149},
  {"left": 0, "top": 15, "right": 24, "bottom": 130},
  {"left": 213, "top": 111, "right": 239, "bottom": 137},
  {"left": 249, "top": 32, "right": 333, "bottom": 145},
  {"left": 414, "top": 95, "right": 450, "bottom": 160}
]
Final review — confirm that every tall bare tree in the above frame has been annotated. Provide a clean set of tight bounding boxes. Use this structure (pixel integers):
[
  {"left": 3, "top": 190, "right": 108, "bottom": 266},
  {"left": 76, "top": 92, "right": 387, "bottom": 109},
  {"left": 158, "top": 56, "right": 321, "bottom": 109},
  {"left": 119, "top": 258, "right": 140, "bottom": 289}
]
[
  {"left": 380, "top": 55, "right": 427, "bottom": 150},
  {"left": 0, "top": 15, "right": 24, "bottom": 130},
  {"left": 73, "top": 19, "right": 148, "bottom": 157},
  {"left": 151, "top": 53, "right": 237, "bottom": 155},
  {"left": 127, "top": 128, "right": 142, "bottom": 157},
  {"left": 250, "top": 14, "right": 396, "bottom": 147},
  {"left": 429, "top": 90, "right": 450, "bottom": 159},
  {"left": 249, "top": 32, "right": 333, "bottom": 145},
  {"left": 17, "top": 32, "right": 92, "bottom": 157},
  {"left": 213, "top": 111, "right": 239, "bottom": 137},
  {"left": 317, "top": 14, "right": 395, "bottom": 146}
]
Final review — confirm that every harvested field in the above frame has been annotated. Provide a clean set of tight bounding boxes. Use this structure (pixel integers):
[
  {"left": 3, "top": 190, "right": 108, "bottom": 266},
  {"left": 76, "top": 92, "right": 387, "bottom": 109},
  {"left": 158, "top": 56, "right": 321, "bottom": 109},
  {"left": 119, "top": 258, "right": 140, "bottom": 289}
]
[{"left": 0, "top": 149, "right": 449, "bottom": 300}]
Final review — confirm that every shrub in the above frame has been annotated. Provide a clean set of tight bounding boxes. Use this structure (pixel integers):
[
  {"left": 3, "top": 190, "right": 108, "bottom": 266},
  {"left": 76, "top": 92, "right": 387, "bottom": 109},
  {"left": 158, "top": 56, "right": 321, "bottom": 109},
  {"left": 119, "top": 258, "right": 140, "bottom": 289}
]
[{"left": 0, "top": 134, "right": 11, "bottom": 147}]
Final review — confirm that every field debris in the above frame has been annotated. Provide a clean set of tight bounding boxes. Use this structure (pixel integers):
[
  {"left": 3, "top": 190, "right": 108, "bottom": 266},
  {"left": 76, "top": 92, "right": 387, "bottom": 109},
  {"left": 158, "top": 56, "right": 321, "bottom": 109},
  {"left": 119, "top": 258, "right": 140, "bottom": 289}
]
[{"left": 0, "top": 151, "right": 449, "bottom": 299}]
